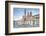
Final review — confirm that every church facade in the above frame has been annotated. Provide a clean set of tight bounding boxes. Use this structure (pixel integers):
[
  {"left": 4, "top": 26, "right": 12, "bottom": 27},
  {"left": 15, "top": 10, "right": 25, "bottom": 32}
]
[{"left": 14, "top": 12, "right": 39, "bottom": 25}]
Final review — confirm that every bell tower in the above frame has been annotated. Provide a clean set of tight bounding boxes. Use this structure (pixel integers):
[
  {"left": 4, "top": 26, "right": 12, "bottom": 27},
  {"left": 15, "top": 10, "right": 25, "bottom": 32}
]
[
  {"left": 27, "top": 12, "right": 29, "bottom": 16},
  {"left": 30, "top": 12, "right": 32, "bottom": 16}
]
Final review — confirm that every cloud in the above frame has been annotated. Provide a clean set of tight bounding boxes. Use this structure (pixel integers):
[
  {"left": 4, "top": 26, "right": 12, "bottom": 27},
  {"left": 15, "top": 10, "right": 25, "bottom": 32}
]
[{"left": 13, "top": 16, "right": 22, "bottom": 21}]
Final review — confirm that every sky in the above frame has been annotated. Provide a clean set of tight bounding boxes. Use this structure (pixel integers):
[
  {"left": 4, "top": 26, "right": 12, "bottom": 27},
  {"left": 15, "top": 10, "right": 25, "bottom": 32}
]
[{"left": 13, "top": 8, "right": 40, "bottom": 21}]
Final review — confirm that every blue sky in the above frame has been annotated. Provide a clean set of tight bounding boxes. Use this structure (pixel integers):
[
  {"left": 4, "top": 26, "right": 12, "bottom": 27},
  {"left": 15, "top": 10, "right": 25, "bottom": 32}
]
[{"left": 13, "top": 8, "right": 39, "bottom": 20}]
